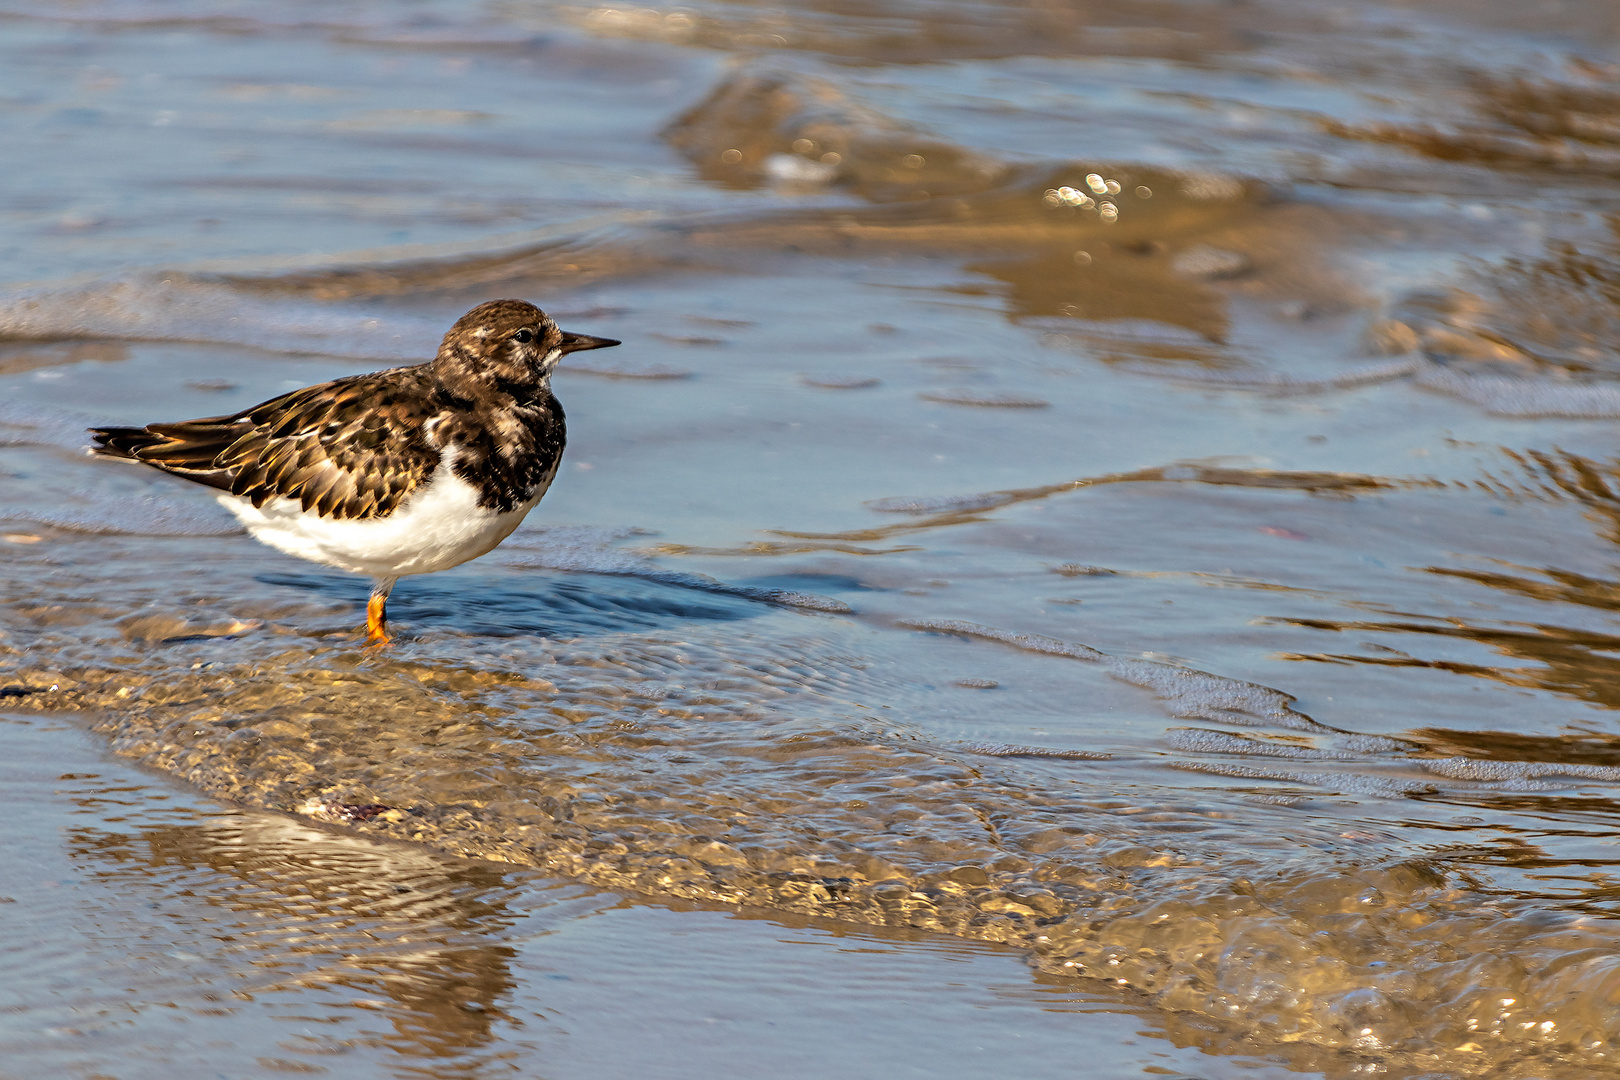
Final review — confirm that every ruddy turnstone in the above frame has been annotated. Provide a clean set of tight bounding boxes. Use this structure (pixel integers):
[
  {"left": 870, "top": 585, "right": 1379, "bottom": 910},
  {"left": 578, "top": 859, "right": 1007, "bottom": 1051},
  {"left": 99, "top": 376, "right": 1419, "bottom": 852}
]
[{"left": 90, "top": 299, "right": 619, "bottom": 644}]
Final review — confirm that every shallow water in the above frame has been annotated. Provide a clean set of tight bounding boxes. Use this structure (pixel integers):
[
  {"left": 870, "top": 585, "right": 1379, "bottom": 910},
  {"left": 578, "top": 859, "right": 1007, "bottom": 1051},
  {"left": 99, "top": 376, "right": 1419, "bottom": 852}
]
[
  {"left": 6, "top": 0, "right": 1620, "bottom": 1076},
  {"left": 7, "top": 713, "right": 1308, "bottom": 1080}
]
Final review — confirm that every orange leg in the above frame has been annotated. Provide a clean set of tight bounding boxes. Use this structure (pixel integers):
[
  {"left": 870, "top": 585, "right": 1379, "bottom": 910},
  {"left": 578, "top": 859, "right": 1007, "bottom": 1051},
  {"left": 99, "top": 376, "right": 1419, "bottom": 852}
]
[{"left": 364, "top": 577, "right": 396, "bottom": 646}]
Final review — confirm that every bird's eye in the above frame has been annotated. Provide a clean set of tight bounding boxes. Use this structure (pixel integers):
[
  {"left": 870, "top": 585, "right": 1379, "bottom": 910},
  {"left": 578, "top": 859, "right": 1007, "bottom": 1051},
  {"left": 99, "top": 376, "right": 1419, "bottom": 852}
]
[{"left": 513, "top": 329, "right": 534, "bottom": 344}]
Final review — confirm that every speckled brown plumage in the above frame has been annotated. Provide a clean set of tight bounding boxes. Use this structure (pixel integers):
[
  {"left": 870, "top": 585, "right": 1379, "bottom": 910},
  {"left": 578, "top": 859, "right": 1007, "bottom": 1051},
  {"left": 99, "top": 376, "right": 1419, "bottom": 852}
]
[{"left": 90, "top": 299, "right": 619, "bottom": 520}]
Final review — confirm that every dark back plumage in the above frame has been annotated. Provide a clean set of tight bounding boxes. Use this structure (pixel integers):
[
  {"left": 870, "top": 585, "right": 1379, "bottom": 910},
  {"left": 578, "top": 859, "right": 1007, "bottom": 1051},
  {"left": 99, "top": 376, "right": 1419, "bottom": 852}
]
[{"left": 89, "top": 299, "right": 616, "bottom": 520}]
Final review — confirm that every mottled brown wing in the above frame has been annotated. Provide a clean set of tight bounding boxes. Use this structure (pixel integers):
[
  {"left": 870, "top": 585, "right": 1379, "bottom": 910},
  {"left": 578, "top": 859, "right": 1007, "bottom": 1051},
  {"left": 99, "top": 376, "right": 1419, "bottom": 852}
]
[{"left": 91, "top": 370, "right": 442, "bottom": 520}]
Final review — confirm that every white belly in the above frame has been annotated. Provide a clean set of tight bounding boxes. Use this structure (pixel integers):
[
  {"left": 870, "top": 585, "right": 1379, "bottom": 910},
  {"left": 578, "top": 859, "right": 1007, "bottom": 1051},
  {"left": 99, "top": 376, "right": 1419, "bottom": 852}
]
[{"left": 218, "top": 462, "right": 550, "bottom": 579}]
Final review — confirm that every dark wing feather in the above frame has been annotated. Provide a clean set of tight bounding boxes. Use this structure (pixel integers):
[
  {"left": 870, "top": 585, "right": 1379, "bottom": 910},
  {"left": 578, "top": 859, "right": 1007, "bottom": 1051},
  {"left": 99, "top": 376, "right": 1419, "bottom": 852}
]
[{"left": 90, "top": 370, "right": 441, "bottom": 520}]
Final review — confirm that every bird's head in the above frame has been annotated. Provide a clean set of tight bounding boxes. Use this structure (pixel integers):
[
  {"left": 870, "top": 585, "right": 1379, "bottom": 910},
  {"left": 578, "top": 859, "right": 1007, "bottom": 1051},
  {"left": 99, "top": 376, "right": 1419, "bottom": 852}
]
[{"left": 432, "top": 299, "right": 619, "bottom": 399}]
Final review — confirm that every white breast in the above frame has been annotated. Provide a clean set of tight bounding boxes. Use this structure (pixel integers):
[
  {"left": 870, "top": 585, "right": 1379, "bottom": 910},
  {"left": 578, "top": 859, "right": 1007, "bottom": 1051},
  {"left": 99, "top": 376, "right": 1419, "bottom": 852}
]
[{"left": 217, "top": 449, "right": 553, "bottom": 579}]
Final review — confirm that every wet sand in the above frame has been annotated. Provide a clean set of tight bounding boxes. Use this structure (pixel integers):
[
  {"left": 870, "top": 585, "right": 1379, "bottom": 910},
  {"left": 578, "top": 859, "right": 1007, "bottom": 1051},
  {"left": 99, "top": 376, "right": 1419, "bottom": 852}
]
[{"left": 6, "top": 0, "right": 1620, "bottom": 1076}]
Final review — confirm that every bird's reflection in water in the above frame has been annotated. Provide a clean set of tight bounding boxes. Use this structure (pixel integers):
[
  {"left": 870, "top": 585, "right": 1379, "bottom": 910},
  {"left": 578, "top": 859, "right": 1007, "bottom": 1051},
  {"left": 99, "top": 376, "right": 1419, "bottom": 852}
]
[{"left": 62, "top": 804, "right": 596, "bottom": 1072}]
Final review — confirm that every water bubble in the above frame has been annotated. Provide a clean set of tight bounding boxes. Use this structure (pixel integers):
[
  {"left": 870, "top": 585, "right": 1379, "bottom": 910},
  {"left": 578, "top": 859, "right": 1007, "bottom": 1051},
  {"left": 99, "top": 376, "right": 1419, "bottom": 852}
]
[
  {"left": 1050, "top": 186, "right": 1094, "bottom": 208},
  {"left": 720, "top": 148, "right": 742, "bottom": 163},
  {"left": 819, "top": 151, "right": 842, "bottom": 165},
  {"left": 1085, "top": 173, "right": 1108, "bottom": 194},
  {"left": 791, "top": 138, "right": 814, "bottom": 154},
  {"left": 1104, "top": 179, "right": 1121, "bottom": 194},
  {"left": 1074, "top": 251, "right": 1092, "bottom": 265},
  {"left": 1099, "top": 201, "right": 1118, "bottom": 223},
  {"left": 902, "top": 154, "right": 925, "bottom": 168},
  {"left": 1135, "top": 185, "right": 1153, "bottom": 198}
]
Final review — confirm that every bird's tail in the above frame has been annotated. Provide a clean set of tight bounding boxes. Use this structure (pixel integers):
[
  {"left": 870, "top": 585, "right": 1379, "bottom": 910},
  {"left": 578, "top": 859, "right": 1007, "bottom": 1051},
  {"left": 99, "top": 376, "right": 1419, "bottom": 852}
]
[{"left": 89, "top": 426, "right": 166, "bottom": 460}]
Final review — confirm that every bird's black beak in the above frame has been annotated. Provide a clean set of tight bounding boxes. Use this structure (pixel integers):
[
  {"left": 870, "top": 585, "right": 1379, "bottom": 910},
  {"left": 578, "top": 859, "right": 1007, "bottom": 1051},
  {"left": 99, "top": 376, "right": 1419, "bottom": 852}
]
[{"left": 559, "top": 331, "right": 621, "bottom": 353}]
